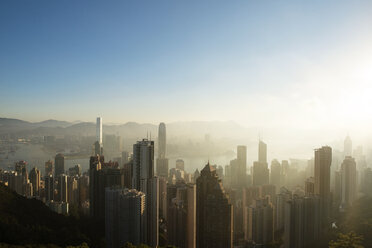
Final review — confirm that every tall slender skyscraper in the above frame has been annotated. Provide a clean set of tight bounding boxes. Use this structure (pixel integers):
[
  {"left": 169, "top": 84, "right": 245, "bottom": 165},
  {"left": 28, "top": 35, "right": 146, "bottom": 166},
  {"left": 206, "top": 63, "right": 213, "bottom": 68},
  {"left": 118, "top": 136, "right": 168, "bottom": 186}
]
[
  {"left": 132, "top": 139, "right": 159, "bottom": 247},
  {"left": 96, "top": 117, "right": 103, "bottom": 145},
  {"left": 45, "top": 174, "right": 54, "bottom": 202},
  {"left": 158, "top": 123, "right": 166, "bottom": 158},
  {"left": 156, "top": 123, "right": 168, "bottom": 178},
  {"left": 340, "top": 156, "right": 357, "bottom": 209},
  {"left": 196, "top": 163, "right": 233, "bottom": 248},
  {"left": 29, "top": 167, "right": 41, "bottom": 196},
  {"left": 314, "top": 146, "right": 332, "bottom": 227},
  {"left": 237, "top": 145, "right": 247, "bottom": 188},
  {"left": 253, "top": 140, "right": 269, "bottom": 186},
  {"left": 344, "top": 135, "right": 352, "bottom": 157},
  {"left": 58, "top": 174, "right": 68, "bottom": 202},
  {"left": 259, "top": 140, "right": 267, "bottom": 164}
]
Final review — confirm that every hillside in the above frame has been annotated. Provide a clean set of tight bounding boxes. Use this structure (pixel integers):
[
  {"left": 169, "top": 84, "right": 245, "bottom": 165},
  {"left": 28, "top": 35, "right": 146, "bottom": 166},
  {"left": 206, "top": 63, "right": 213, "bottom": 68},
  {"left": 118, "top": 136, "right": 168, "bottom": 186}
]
[{"left": 0, "top": 184, "right": 104, "bottom": 247}]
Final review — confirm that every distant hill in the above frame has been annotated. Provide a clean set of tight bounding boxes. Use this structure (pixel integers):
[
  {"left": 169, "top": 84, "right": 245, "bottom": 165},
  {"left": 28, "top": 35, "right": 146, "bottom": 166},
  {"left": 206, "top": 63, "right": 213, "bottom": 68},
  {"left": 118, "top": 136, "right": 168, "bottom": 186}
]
[
  {"left": 0, "top": 117, "right": 251, "bottom": 140},
  {"left": 34, "top": 119, "right": 72, "bottom": 128},
  {"left": 0, "top": 184, "right": 104, "bottom": 247},
  {"left": 0, "top": 118, "right": 73, "bottom": 135}
]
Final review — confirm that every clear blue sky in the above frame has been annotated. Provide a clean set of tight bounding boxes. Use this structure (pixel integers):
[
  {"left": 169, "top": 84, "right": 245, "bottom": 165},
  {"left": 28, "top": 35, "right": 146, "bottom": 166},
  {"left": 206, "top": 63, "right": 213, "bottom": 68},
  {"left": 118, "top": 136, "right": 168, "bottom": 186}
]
[{"left": 1, "top": 0, "right": 372, "bottom": 127}]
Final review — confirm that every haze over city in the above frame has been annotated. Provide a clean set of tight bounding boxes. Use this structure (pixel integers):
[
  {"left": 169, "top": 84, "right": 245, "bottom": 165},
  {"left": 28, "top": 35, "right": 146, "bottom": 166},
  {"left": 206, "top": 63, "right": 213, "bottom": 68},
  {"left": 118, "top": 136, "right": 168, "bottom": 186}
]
[{"left": 1, "top": 1, "right": 372, "bottom": 248}]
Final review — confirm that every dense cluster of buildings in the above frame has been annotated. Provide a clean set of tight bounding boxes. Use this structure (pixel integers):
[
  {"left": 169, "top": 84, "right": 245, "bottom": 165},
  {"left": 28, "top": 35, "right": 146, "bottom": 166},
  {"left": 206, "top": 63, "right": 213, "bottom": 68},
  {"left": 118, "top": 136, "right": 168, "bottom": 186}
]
[{"left": 0, "top": 117, "right": 370, "bottom": 248}]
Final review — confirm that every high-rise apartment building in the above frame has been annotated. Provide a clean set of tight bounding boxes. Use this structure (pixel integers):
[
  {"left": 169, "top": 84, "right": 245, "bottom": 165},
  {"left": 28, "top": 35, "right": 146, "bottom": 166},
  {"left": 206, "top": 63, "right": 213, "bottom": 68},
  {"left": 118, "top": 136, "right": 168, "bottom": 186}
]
[
  {"left": 314, "top": 146, "right": 332, "bottom": 227},
  {"left": 168, "top": 182, "right": 196, "bottom": 248},
  {"left": 55, "top": 153, "right": 65, "bottom": 177},
  {"left": 340, "top": 156, "right": 357, "bottom": 209},
  {"left": 247, "top": 197, "right": 274, "bottom": 245},
  {"left": 45, "top": 160, "right": 53, "bottom": 176},
  {"left": 284, "top": 195, "right": 320, "bottom": 248},
  {"left": 57, "top": 174, "right": 68, "bottom": 202},
  {"left": 305, "top": 177, "right": 315, "bottom": 196},
  {"left": 89, "top": 155, "right": 124, "bottom": 219},
  {"left": 270, "top": 159, "right": 281, "bottom": 188},
  {"left": 105, "top": 187, "right": 145, "bottom": 248},
  {"left": 45, "top": 174, "right": 54, "bottom": 202},
  {"left": 132, "top": 139, "right": 159, "bottom": 247},
  {"left": 196, "top": 163, "right": 233, "bottom": 248},
  {"left": 275, "top": 187, "right": 292, "bottom": 232},
  {"left": 29, "top": 167, "right": 41, "bottom": 196}
]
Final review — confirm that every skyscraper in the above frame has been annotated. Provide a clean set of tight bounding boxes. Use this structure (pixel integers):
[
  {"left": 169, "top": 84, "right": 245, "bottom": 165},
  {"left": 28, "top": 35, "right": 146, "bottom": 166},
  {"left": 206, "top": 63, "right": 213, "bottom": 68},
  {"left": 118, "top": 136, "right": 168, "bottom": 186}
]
[
  {"left": 247, "top": 197, "right": 274, "bottom": 245},
  {"left": 158, "top": 122, "right": 166, "bottom": 158},
  {"left": 344, "top": 135, "right": 352, "bottom": 157},
  {"left": 156, "top": 158, "right": 169, "bottom": 178},
  {"left": 259, "top": 140, "right": 267, "bottom": 164},
  {"left": 55, "top": 153, "right": 65, "bottom": 177},
  {"left": 156, "top": 123, "right": 169, "bottom": 179},
  {"left": 253, "top": 140, "right": 269, "bottom": 186},
  {"left": 275, "top": 187, "right": 292, "bottom": 232},
  {"left": 96, "top": 117, "right": 103, "bottom": 145},
  {"left": 167, "top": 182, "right": 196, "bottom": 248},
  {"left": 89, "top": 154, "right": 124, "bottom": 219},
  {"left": 340, "top": 156, "right": 357, "bottom": 209},
  {"left": 284, "top": 195, "right": 320, "bottom": 248},
  {"left": 270, "top": 159, "right": 281, "bottom": 188},
  {"left": 196, "top": 163, "right": 233, "bottom": 248},
  {"left": 45, "top": 174, "right": 54, "bottom": 202},
  {"left": 132, "top": 139, "right": 159, "bottom": 247},
  {"left": 237, "top": 145, "right": 247, "bottom": 188},
  {"left": 58, "top": 174, "right": 68, "bottom": 202},
  {"left": 305, "top": 177, "right": 315, "bottom": 196},
  {"left": 45, "top": 160, "right": 53, "bottom": 176},
  {"left": 29, "top": 167, "right": 41, "bottom": 197},
  {"left": 94, "top": 141, "right": 103, "bottom": 156},
  {"left": 105, "top": 187, "right": 145, "bottom": 248},
  {"left": 132, "top": 139, "right": 155, "bottom": 190},
  {"left": 314, "top": 146, "right": 332, "bottom": 227}
]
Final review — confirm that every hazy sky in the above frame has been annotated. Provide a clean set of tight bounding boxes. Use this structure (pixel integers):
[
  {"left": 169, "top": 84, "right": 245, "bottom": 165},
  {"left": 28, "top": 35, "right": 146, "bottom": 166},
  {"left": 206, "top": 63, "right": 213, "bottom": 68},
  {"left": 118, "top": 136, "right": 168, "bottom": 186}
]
[{"left": 1, "top": 0, "right": 372, "bottom": 130}]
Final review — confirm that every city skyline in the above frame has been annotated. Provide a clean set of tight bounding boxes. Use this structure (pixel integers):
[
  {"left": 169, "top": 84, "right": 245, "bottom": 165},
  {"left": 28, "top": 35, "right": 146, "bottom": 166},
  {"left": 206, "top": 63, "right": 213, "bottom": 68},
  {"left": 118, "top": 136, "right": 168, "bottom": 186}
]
[{"left": 1, "top": 1, "right": 372, "bottom": 248}]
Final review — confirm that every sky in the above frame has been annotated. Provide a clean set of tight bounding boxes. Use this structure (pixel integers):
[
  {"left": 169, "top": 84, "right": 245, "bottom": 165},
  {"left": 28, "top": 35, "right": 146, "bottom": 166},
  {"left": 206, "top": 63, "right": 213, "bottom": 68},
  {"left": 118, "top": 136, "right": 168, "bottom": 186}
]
[{"left": 1, "top": 0, "right": 372, "bottom": 131}]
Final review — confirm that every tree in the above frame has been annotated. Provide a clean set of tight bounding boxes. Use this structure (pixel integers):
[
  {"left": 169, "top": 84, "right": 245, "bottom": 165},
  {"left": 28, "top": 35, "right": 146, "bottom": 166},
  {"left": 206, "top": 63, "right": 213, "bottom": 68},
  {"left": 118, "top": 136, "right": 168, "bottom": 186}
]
[{"left": 329, "top": 232, "right": 364, "bottom": 248}]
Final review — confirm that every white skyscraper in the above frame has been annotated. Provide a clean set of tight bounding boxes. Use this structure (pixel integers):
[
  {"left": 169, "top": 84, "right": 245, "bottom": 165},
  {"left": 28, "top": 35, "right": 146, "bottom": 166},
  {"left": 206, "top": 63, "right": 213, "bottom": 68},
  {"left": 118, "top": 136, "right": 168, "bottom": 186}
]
[{"left": 96, "top": 117, "right": 102, "bottom": 145}]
